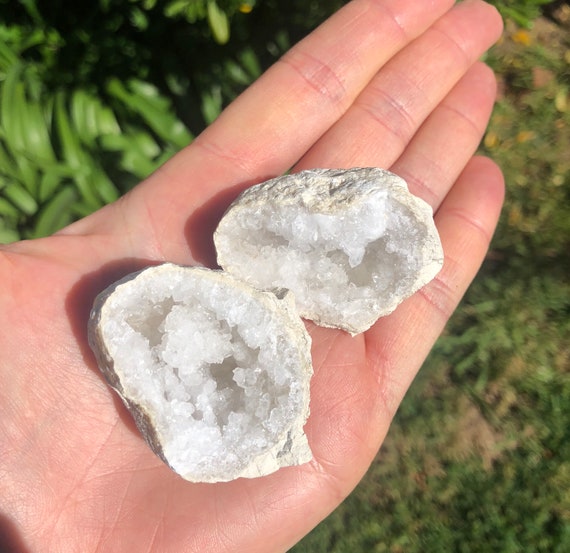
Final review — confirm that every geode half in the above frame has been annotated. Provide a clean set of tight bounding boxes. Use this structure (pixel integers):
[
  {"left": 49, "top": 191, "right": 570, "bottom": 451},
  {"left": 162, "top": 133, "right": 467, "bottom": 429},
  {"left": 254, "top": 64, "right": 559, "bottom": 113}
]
[
  {"left": 214, "top": 168, "right": 444, "bottom": 334},
  {"left": 88, "top": 264, "right": 313, "bottom": 482}
]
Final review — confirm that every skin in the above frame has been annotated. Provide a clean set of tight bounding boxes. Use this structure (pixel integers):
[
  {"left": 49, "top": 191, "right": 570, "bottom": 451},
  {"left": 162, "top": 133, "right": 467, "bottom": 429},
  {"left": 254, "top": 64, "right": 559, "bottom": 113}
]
[{"left": 0, "top": 1, "right": 504, "bottom": 551}]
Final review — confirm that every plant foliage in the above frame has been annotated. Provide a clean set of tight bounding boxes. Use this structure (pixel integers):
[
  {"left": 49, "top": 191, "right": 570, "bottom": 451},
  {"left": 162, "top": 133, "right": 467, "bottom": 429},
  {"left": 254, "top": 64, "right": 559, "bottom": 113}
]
[
  {"left": 492, "top": 0, "right": 555, "bottom": 27},
  {"left": 0, "top": 0, "right": 344, "bottom": 240},
  {"left": 0, "top": 43, "right": 193, "bottom": 241}
]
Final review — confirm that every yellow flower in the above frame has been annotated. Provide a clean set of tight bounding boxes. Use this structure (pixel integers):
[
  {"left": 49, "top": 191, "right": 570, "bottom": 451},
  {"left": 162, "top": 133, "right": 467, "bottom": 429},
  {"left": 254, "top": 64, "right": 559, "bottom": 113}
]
[
  {"left": 555, "top": 89, "right": 568, "bottom": 112},
  {"left": 484, "top": 130, "right": 499, "bottom": 149},
  {"left": 239, "top": 3, "right": 253, "bottom": 13},
  {"left": 516, "top": 130, "right": 535, "bottom": 143},
  {"left": 512, "top": 29, "right": 532, "bottom": 46}
]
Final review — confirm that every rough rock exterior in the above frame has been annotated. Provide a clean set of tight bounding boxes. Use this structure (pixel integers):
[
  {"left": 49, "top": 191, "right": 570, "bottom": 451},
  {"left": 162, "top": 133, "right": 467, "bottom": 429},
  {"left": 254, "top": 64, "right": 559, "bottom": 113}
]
[
  {"left": 214, "top": 167, "right": 444, "bottom": 334},
  {"left": 88, "top": 264, "right": 313, "bottom": 483}
]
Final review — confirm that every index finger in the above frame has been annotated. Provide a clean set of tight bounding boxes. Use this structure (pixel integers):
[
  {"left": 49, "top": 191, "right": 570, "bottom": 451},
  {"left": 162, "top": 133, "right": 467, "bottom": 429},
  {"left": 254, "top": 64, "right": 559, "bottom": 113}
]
[
  {"left": 161, "top": 0, "right": 457, "bottom": 189},
  {"left": 66, "top": 0, "right": 457, "bottom": 261}
]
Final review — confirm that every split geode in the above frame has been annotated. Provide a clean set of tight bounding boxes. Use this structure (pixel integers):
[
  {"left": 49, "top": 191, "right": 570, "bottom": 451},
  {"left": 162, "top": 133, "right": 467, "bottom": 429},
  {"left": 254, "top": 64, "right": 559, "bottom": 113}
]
[
  {"left": 215, "top": 167, "right": 444, "bottom": 334},
  {"left": 88, "top": 264, "right": 313, "bottom": 483},
  {"left": 88, "top": 167, "right": 444, "bottom": 482}
]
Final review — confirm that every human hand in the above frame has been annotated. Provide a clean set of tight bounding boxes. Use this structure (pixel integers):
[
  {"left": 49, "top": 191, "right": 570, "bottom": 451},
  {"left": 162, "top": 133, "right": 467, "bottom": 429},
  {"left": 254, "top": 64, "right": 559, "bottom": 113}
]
[{"left": 0, "top": 1, "right": 504, "bottom": 551}]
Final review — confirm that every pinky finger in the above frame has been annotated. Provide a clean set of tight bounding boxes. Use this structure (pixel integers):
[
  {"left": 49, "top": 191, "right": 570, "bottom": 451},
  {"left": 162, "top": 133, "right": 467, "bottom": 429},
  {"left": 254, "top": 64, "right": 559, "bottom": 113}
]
[
  {"left": 365, "top": 155, "right": 505, "bottom": 416},
  {"left": 422, "top": 155, "right": 505, "bottom": 325}
]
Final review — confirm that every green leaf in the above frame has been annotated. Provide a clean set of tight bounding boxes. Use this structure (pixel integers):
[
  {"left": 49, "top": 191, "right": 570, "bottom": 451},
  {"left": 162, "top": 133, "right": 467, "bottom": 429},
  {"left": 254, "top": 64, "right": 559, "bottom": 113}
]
[
  {"left": 201, "top": 86, "right": 222, "bottom": 124},
  {"left": 0, "top": 64, "right": 52, "bottom": 196},
  {"left": 0, "top": 196, "right": 20, "bottom": 218},
  {"left": 225, "top": 59, "right": 251, "bottom": 86},
  {"left": 164, "top": 0, "right": 194, "bottom": 18},
  {"left": 0, "top": 226, "right": 20, "bottom": 244},
  {"left": 13, "top": 158, "right": 38, "bottom": 198},
  {"left": 130, "top": 7, "right": 149, "bottom": 30},
  {"left": 238, "top": 48, "right": 261, "bottom": 80},
  {"left": 153, "top": 146, "right": 177, "bottom": 169},
  {"left": 165, "top": 0, "right": 206, "bottom": 22},
  {"left": 20, "top": 87, "right": 57, "bottom": 165},
  {"left": 0, "top": 141, "right": 20, "bottom": 181},
  {"left": 107, "top": 78, "right": 192, "bottom": 149},
  {"left": 70, "top": 89, "right": 95, "bottom": 147},
  {"left": 18, "top": 0, "right": 43, "bottom": 25},
  {"left": 207, "top": 0, "right": 230, "bottom": 45},
  {"left": 54, "top": 91, "right": 85, "bottom": 169},
  {"left": 2, "top": 182, "right": 38, "bottom": 215},
  {"left": 100, "top": 132, "right": 159, "bottom": 178},
  {"left": 92, "top": 99, "right": 121, "bottom": 137},
  {"left": 1, "top": 64, "right": 25, "bottom": 152},
  {"left": 33, "top": 185, "right": 77, "bottom": 238},
  {"left": 90, "top": 167, "right": 119, "bottom": 204},
  {"left": 38, "top": 170, "right": 64, "bottom": 203},
  {"left": 0, "top": 41, "right": 19, "bottom": 72},
  {"left": 125, "top": 79, "right": 192, "bottom": 148},
  {"left": 54, "top": 91, "right": 101, "bottom": 210},
  {"left": 0, "top": 64, "right": 39, "bottom": 193},
  {"left": 70, "top": 88, "right": 121, "bottom": 148},
  {"left": 37, "top": 163, "right": 82, "bottom": 202}
]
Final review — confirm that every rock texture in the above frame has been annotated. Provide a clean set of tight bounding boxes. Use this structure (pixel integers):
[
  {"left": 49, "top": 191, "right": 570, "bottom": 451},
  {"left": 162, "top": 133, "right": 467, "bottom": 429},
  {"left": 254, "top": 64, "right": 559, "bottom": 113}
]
[
  {"left": 88, "top": 264, "right": 313, "bottom": 483},
  {"left": 214, "top": 168, "right": 444, "bottom": 334}
]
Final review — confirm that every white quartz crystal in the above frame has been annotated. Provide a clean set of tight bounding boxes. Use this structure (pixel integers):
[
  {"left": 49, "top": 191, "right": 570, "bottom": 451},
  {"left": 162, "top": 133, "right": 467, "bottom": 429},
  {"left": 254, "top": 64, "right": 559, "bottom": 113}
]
[
  {"left": 214, "top": 168, "right": 444, "bottom": 334},
  {"left": 88, "top": 264, "right": 313, "bottom": 482}
]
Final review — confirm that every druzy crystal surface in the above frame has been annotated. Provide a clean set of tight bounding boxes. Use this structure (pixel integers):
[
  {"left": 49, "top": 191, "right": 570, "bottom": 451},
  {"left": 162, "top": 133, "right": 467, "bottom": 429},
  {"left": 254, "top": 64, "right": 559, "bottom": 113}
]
[
  {"left": 88, "top": 264, "right": 313, "bottom": 482},
  {"left": 89, "top": 167, "right": 444, "bottom": 482},
  {"left": 215, "top": 168, "right": 444, "bottom": 334}
]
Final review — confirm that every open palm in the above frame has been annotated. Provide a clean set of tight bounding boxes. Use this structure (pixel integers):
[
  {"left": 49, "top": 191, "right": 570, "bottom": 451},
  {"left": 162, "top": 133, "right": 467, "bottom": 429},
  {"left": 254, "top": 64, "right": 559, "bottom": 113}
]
[{"left": 0, "top": 1, "right": 504, "bottom": 551}]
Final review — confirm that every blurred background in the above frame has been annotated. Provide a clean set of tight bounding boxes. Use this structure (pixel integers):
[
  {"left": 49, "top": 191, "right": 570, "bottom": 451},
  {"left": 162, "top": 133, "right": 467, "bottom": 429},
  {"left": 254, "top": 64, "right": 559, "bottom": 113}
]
[{"left": 0, "top": 0, "right": 568, "bottom": 551}]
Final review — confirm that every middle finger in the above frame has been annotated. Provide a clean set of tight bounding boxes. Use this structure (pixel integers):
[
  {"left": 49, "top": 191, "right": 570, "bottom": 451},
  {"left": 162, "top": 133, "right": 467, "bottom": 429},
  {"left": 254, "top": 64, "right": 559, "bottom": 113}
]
[{"left": 295, "top": 0, "right": 502, "bottom": 171}]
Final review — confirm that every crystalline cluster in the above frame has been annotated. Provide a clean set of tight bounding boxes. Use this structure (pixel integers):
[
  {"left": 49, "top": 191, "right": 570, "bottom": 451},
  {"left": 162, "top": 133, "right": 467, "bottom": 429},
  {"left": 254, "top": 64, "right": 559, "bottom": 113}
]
[
  {"left": 88, "top": 264, "right": 313, "bottom": 483},
  {"left": 89, "top": 167, "right": 444, "bottom": 483},
  {"left": 214, "top": 168, "right": 444, "bottom": 334}
]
